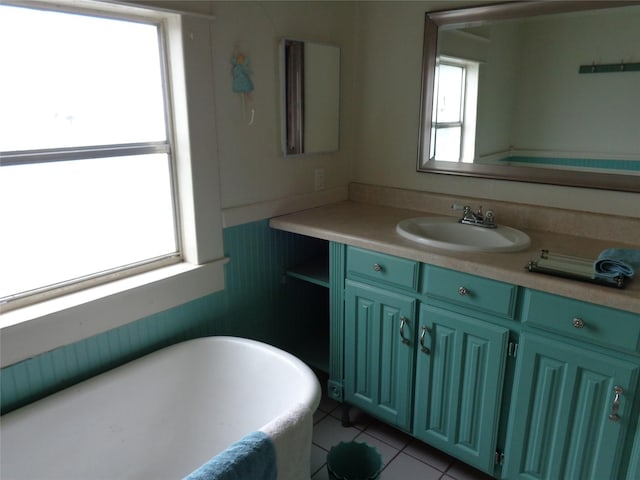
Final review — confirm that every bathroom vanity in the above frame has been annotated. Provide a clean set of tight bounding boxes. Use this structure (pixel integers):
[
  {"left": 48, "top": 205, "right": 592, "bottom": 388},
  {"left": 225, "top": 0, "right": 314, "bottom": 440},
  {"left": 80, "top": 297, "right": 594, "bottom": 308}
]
[{"left": 270, "top": 187, "right": 640, "bottom": 480}]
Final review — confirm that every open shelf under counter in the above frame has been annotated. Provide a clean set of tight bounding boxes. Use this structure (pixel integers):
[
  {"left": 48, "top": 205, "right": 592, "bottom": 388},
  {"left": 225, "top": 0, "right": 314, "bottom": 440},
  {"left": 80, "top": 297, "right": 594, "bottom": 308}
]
[
  {"left": 286, "top": 254, "right": 329, "bottom": 288},
  {"left": 287, "top": 329, "right": 330, "bottom": 373}
]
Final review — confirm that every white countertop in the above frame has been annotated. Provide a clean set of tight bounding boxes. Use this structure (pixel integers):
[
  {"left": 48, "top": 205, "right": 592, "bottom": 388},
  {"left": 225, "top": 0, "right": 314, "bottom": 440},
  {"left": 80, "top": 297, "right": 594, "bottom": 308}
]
[{"left": 270, "top": 201, "right": 640, "bottom": 314}]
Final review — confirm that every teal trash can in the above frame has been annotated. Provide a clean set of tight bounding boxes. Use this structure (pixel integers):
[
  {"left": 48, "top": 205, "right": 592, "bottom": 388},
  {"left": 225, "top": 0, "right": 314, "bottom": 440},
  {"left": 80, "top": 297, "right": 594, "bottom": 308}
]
[{"left": 326, "top": 441, "right": 382, "bottom": 480}]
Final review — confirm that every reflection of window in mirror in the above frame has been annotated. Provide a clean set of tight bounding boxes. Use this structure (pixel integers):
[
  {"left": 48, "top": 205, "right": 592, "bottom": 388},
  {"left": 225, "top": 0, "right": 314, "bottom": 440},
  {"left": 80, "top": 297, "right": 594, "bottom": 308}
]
[{"left": 430, "top": 56, "right": 479, "bottom": 163}]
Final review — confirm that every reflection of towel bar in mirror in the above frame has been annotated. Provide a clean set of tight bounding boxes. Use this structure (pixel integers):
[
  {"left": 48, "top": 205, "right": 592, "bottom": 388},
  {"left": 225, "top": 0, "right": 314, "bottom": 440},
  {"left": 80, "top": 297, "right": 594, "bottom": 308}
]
[
  {"left": 579, "top": 61, "right": 640, "bottom": 74},
  {"left": 281, "top": 38, "right": 340, "bottom": 156}
]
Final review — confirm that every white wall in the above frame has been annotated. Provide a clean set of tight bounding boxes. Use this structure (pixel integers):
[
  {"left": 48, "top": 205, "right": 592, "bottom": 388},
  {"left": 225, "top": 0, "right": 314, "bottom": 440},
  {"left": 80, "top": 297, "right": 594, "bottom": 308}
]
[
  {"left": 142, "top": 1, "right": 356, "bottom": 222},
  {"left": 147, "top": 1, "right": 639, "bottom": 219},
  {"left": 511, "top": 8, "right": 640, "bottom": 156},
  {"left": 473, "top": 22, "right": 521, "bottom": 157},
  {"left": 209, "top": 1, "right": 356, "bottom": 211},
  {"left": 352, "top": 1, "right": 640, "bottom": 218}
]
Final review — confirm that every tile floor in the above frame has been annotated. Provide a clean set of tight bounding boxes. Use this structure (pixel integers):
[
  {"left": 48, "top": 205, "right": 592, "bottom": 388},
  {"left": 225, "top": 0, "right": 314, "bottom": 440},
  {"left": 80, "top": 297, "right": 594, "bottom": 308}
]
[{"left": 310, "top": 375, "right": 495, "bottom": 480}]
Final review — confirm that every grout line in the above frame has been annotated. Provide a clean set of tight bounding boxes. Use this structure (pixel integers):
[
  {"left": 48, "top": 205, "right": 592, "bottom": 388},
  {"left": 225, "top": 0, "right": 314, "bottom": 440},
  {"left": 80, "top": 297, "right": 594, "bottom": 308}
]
[
  {"left": 379, "top": 449, "right": 402, "bottom": 474},
  {"left": 313, "top": 384, "right": 483, "bottom": 480},
  {"left": 310, "top": 462, "right": 325, "bottom": 477},
  {"left": 313, "top": 412, "right": 329, "bottom": 423},
  {"left": 399, "top": 442, "right": 454, "bottom": 474},
  {"left": 311, "top": 417, "right": 463, "bottom": 480}
]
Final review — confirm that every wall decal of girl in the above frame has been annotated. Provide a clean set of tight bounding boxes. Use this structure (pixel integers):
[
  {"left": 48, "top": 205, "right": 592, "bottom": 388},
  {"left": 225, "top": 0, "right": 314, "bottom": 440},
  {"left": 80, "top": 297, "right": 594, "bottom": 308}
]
[{"left": 231, "top": 51, "right": 255, "bottom": 125}]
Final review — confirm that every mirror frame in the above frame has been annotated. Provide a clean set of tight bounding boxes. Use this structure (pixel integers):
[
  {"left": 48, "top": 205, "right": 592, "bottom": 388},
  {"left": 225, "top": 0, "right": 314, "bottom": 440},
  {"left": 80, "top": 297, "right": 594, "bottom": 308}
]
[
  {"left": 283, "top": 39, "right": 305, "bottom": 155},
  {"left": 281, "top": 38, "right": 341, "bottom": 157},
  {"left": 417, "top": 0, "right": 640, "bottom": 193}
]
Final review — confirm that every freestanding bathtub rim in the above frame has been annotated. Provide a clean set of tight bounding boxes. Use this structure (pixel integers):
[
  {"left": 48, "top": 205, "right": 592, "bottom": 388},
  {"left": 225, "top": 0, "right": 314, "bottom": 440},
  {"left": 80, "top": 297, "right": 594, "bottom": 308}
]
[
  {"left": 0, "top": 336, "right": 322, "bottom": 480},
  {"left": 2, "top": 336, "right": 322, "bottom": 417}
]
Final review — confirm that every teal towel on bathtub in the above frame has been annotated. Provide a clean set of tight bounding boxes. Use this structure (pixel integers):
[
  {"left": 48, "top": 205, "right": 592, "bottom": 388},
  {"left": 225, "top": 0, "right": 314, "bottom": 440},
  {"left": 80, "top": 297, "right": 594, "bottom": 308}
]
[
  {"left": 594, "top": 248, "right": 640, "bottom": 279},
  {"left": 183, "top": 431, "right": 276, "bottom": 480}
]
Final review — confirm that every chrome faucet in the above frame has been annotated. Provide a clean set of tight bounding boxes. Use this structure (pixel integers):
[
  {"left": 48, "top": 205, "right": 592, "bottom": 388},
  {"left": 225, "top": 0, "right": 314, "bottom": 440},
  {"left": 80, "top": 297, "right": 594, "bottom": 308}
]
[{"left": 452, "top": 203, "right": 496, "bottom": 228}]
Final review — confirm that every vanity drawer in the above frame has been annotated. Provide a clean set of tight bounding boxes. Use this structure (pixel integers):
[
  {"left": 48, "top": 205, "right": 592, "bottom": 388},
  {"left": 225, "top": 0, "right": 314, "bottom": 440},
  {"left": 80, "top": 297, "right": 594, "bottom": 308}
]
[
  {"left": 523, "top": 290, "right": 640, "bottom": 353},
  {"left": 346, "top": 246, "right": 419, "bottom": 291},
  {"left": 421, "top": 265, "right": 518, "bottom": 319}
]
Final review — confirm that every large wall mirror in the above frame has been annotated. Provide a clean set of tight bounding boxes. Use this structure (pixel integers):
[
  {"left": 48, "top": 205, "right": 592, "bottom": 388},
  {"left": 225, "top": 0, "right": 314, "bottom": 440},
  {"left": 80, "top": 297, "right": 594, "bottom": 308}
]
[
  {"left": 418, "top": 1, "right": 640, "bottom": 192},
  {"left": 281, "top": 38, "right": 340, "bottom": 156}
]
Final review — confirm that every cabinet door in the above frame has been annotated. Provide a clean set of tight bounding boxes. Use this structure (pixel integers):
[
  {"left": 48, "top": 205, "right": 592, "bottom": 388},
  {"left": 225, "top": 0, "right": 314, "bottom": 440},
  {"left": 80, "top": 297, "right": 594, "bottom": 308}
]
[
  {"left": 413, "top": 304, "right": 509, "bottom": 474},
  {"left": 344, "top": 280, "right": 416, "bottom": 430},
  {"left": 504, "top": 333, "right": 639, "bottom": 480}
]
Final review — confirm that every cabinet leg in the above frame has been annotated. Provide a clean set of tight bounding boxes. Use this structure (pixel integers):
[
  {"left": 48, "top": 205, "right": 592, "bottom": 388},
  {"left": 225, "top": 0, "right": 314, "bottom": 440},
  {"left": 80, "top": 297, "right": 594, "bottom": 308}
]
[{"left": 341, "top": 403, "right": 352, "bottom": 427}]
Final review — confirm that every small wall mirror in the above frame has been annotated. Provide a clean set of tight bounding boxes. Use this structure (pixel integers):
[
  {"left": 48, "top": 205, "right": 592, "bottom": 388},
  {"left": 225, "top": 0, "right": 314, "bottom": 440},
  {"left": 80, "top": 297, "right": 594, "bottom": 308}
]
[
  {"left": 281, "top": 39, "right": 340, "bottom": 156},
  {"left": 418, "top": 1, "right": 640, "bottom": 192}
]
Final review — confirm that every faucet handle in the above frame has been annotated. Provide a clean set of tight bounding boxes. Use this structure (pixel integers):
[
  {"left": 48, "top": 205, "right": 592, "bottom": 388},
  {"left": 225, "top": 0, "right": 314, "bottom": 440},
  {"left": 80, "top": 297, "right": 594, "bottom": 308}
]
[
  {"left": 451, "top": 203, "right": 468, "bottom": 212},
  {"left": 485, "top": 209, "right": 495, "bottom": 225}
]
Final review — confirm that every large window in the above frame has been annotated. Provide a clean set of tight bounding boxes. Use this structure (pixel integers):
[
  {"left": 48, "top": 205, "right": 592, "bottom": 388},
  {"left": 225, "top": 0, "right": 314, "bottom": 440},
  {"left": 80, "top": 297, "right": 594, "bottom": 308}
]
[
  {"left": 0, "top": 3, "right": 179, "bottom": 309},
  {"left": 430, "top": 56, "right": 479, "bottom": 163}
]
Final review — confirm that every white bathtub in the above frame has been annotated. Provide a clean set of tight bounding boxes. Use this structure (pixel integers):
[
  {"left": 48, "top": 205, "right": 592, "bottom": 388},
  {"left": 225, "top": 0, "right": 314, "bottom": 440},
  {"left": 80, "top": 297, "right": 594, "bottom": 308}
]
[{"left": 0, "top": 336, "right": 321, "bottom": 480}]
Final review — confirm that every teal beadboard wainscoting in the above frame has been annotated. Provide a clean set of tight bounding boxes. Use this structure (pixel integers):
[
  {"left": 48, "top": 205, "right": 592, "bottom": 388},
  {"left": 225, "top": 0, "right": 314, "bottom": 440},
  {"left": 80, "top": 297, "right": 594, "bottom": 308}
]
[{"left": 1, "top": 219, "right": 326, "bottom": 414}]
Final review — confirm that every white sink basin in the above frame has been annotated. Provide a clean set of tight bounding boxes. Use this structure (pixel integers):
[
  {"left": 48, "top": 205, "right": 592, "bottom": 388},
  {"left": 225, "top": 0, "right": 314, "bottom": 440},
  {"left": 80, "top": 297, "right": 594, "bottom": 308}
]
[{"left": 396, "top": 217, "right": 531, "bottom": 252}]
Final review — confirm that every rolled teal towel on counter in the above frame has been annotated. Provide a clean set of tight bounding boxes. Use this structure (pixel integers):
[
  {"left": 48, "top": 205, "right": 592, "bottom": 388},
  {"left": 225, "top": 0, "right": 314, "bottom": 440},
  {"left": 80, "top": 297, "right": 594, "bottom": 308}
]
[
  {"left": 183, "top": 431, "right": 276, "bottom": 480},
  {"left": 594, "top": 248, "right": 640, "bottom": 278}
]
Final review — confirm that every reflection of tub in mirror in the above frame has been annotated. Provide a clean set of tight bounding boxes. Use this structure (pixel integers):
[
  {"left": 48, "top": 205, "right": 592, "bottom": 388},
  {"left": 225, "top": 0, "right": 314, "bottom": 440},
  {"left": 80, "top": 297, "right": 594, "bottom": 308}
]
[{"left": 282, "top": 38, "right": 340, "bottom": 156}]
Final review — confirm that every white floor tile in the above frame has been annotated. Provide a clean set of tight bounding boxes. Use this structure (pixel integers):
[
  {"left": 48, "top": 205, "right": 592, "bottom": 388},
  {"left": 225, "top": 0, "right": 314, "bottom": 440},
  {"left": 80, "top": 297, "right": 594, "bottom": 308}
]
[
  {"left": 312, "top": 414, "right": 361, "bottom": 450},
  {"left": 313, "top": 408, "right": 328, "bottom": 425},
  {"left": 353, "top": 432, "right": 400, "bottom": 468},
  {"left": 381, "top": 452, "right": 443, "bottom": 479},
  {"left": 310, "top": 444, "right": 328, "bottom": 476},
  {"left": 311, "top": 465, "right": 330, "bottom": 480},
  {"left": 364, "top": 420, "right": 412, "bottom": 450},
  {"left": 403, "top": 439, "right": 453, "bottom": 472}
]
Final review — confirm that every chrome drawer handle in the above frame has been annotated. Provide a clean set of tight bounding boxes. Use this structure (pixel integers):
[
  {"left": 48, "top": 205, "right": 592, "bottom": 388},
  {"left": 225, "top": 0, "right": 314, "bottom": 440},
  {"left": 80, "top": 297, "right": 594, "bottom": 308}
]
[
  {"left": 420, "top": 325, "right": 431, "bottom": 354},
  {"left": 572, "top": 317, "right": 586, "bottom": 329},
  {"left": 458, "top": 286, "right": 469, "bottom": 296},
  {"left": 400, "top": 316, "right": 410, "bottom": 345},
  {"left": 373, "top": 263, "right": 382, "bottom": 272},
  {"left": 609, "top": 386, "right": 623, "bottom": 422}
]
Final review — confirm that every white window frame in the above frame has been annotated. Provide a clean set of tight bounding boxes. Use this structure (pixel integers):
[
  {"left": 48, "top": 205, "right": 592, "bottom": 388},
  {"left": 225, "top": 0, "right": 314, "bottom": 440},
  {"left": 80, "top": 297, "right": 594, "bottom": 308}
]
[
  {"left": 1, "top": 4, "right": 181, "bottom": 309},
  {"left": 0, "top": 0, "right": 226, "bottom": 367},
  {"left": 431, "top": 56, "right": 479, "bottom": 163}
]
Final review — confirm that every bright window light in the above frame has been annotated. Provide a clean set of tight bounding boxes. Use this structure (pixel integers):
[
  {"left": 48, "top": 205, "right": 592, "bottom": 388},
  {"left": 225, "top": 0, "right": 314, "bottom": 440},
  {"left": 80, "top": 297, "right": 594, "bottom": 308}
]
[
  {"left": 0, "top": 3, "right": 179, "bottom": 306},
  {"left": 0, "top": 5, "right": 166, "bottom": 151},
  {"left": 431, "top": 57, "right": 479, "bottom": 163},
  {"left": 435, "top": 64, "right": 464, "bottom": 124}
]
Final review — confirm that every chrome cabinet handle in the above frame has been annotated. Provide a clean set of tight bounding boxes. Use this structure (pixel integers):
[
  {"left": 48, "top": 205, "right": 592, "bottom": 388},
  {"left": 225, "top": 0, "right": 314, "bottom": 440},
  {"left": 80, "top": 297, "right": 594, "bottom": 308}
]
[
  {"left": 420, "top": 325, "right": 431, "bottom": 354},
  {"left": 609, "top": 386, "right": 623, "bottom": 422},
  {"left": 572, "top": 317, "right": 586, "bottom": 329},
  {"left": 458, "top": 286, "right": 469, "bottom": 296},
  {"left": 399, "top": 316, "right": 410, "bottom": 345},
  {"left": 373, "top": 263, "right": 382, "bottom": 272}
]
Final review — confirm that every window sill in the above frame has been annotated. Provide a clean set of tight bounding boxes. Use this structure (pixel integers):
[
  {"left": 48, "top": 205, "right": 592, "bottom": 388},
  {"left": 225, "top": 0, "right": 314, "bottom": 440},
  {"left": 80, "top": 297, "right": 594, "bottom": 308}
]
[{"left": 0, "top": 258, "right": 228, "bottom": 368}]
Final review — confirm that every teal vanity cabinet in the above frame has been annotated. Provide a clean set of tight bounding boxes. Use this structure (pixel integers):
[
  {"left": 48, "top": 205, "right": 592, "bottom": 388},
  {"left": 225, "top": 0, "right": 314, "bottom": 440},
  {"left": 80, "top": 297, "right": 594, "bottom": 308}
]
[
  {"left": 334, "top": 244, "right": 639, "bottom": 479},
  {"left": 342, "top": 247, "right": 516, "bottom": 472},
  {"left": 629, "top": 427, "right": 640, "bottom": 479},
  {"left": 344, "top": 281, "right": 416, "bottom": 430},
  {"left": 504, "top": 291, "right": 640, "bottom": 480},
  {"left": 343, "top": 247, "right": 419, "bottom": 431},
  {"left": 413, "top": 266, "right": 515, "bottom": 473}
]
